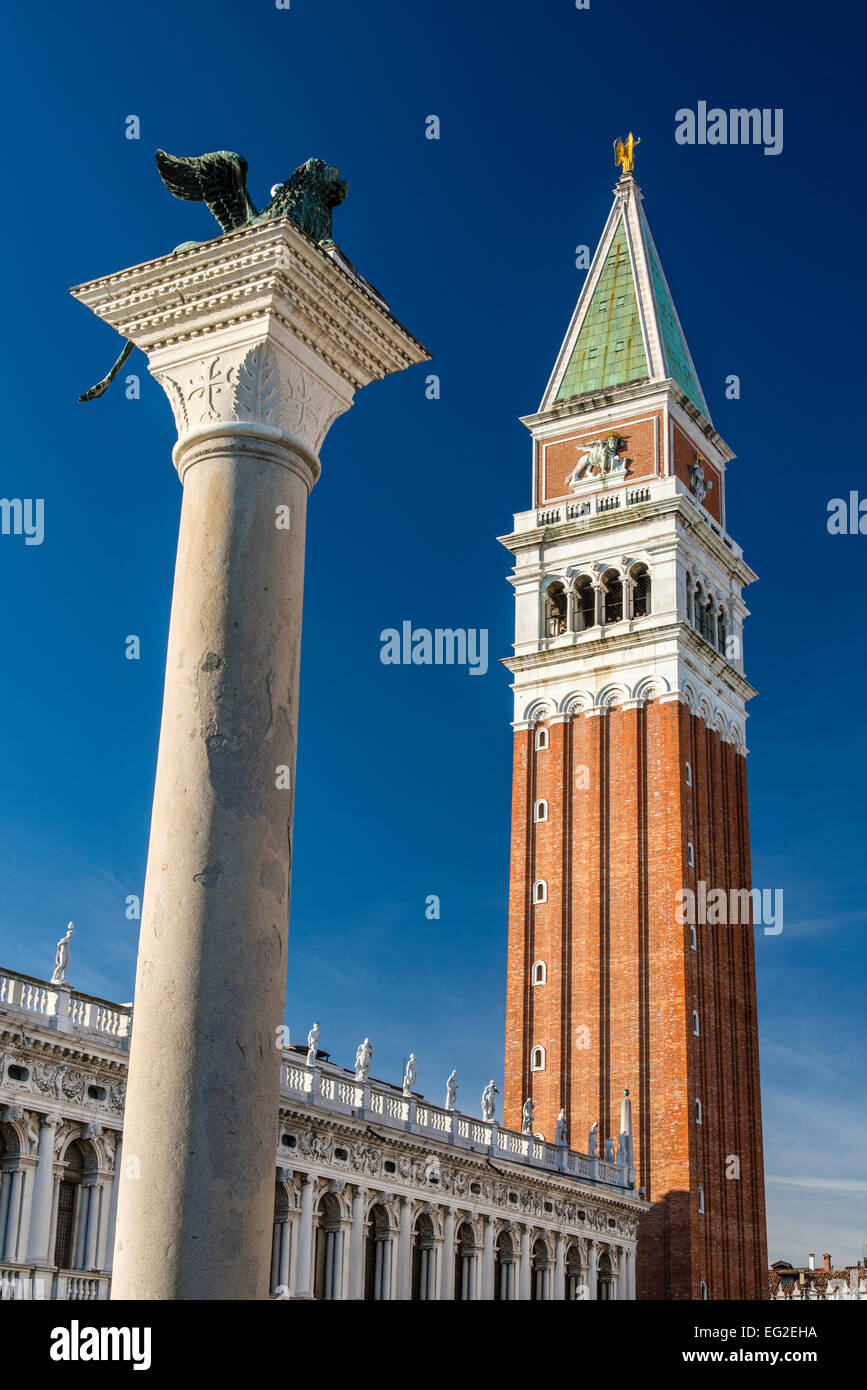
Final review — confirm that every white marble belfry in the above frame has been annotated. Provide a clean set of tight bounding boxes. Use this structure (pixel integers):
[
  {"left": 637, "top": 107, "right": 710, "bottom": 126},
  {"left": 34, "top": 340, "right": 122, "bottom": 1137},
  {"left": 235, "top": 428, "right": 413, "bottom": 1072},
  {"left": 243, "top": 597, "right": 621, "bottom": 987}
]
[{"left": 70, "top": 219, "right": 428, "bottom": 1299}]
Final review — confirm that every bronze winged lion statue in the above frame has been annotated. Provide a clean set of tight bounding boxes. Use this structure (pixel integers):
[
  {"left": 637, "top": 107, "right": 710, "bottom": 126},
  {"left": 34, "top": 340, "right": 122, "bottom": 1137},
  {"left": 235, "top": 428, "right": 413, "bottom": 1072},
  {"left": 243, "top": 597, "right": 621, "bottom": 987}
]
[{"left": 79, "top": 150, "right": 348, "bottom": 402}]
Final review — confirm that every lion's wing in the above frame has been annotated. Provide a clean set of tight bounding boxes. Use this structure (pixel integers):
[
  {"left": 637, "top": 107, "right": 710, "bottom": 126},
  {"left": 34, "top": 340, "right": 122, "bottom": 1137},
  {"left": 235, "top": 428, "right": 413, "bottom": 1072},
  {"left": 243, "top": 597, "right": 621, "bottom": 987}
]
[{"left": 155, "top": 149, "right": 253, "bottom": 233}]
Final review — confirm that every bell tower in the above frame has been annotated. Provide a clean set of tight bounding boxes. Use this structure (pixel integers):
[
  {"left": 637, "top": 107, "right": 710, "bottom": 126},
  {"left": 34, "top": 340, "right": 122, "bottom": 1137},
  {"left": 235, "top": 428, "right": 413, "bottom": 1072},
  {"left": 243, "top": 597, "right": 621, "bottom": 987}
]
[{"left": 501, "top": 150, "right": 767, "bottom": 1299}]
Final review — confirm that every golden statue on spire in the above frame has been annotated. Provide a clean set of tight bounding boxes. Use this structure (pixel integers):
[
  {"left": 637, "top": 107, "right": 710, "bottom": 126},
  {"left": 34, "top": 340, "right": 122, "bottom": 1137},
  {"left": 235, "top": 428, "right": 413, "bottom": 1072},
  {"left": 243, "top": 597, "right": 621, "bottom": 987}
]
[{"left": 614, "top": 132, "right": 641, "bottom": 174}]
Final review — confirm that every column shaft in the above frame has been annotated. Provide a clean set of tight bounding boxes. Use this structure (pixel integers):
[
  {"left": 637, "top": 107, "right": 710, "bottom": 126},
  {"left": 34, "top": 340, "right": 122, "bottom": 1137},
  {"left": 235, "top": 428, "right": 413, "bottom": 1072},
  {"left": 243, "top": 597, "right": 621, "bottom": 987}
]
[{"left": 112, "top": 435, "right": 313, "bottom": 1300}]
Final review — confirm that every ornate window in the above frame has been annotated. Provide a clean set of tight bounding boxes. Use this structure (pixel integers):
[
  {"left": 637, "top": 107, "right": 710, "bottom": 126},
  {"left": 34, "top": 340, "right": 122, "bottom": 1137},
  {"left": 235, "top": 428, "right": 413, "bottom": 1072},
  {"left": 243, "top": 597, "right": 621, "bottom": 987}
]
[
  {"left": 364, "top": 1203, "right": 392, "bottom": 1301},
  {"left": 532, "top": 961, "right": 547, "bottom": 986},
  {"left": 534, "top": 727, "right": 549, "bottom": 751},
  {"left": 411, "top": 1211, "right": 436, "bottom": 1301},
  {"left": 574, "top": 575, "right": 595, "bottom": 631},
  {"left": 630, "top": 562, "right": 651, "bottom": 618},
  {"left": 533, "top": 799, "right": 548, "bottom": 823},
  {"left": 314, "top": 1191, "right": 343, "bottom": 1300},
  {"left": 566, "top": 1243, "right": 584, "bottom": 1300},
  {"left": 532, "top": 880, "right": 547, "bottom": 904},
  {"left": 454, "top": 1221, "right": 476, "bottom": 1300},
  {"left": 495, "top": 1229, "right": 517, "bottom": 1300},
  {"left": 531, "top": 1045, "right": 546, "bottom": 1071},
  {"left": 544, "top": 581, "right": 568, "bottom": 638},
  {"left": 601, "top": 568, "right": 623, "bottom": 624},
  {"left": 531, "top": 1237, "right": 552, "bottom": 1301}
]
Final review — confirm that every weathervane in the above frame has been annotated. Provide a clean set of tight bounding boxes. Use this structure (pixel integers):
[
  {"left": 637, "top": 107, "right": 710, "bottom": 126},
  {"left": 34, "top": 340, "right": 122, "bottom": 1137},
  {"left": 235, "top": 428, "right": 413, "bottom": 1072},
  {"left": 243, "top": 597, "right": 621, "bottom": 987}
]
[
  {"left": 78, "top": 149, "right": 348, "bottom": 403},
  {"left": 614, "top": 131, "right": 641, "bottom": 175}
]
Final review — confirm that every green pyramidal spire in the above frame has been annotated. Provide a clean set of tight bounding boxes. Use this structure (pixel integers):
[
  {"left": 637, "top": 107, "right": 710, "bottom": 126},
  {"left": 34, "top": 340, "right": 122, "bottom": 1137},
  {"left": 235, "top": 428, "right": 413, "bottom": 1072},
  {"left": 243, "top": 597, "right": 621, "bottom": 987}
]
[{"left": 546, "top": 172, "right": 708, "bottom": 420}]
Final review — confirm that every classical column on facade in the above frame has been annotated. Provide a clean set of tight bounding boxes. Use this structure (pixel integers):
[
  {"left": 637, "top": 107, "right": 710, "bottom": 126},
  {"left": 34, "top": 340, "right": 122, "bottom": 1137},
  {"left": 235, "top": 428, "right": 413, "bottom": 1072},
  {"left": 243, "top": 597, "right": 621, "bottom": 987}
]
[
  {"left": 71, "top": 219, "right": 428, "bottom": 1301},
  {"left": 626, "top": 1245, "right": 636, "bottom": 1300},
  {"left": 440, "top": 1206, "right": 456, "bottom": 1300},
  {"left": 104, "top": 1137, "right": 122, "bottom": 1274},
  {"left": 271, "top": 1212, "right": 290, "bottom": 1297},
  {"left": 553, "top": 1232, "right": 566, "bottom": 1301},
  {"left": 1, "top": 1167, "right": 24, "bottom": 1262},
  {"left": 518, "top": 1225, "right": 532, "bottom": 1301},
  {"left": 292, "top": 1174, "right": 316, "bottom": 1300},
  {"left": 481, "top": 1216, "right": 496, "bottom": 1300},
  {"left": 395, "top": 1195, "right": 413, "bottom": 1299},
  {"left": 587, "top": 1238, "right": 598, "bottom": 1300},
  {"left": 348, "top": 1185, "right": 367, "bottom": 1300},
  {"left": 26, "top": 1113, "right": 60, "bottom": 1267}
]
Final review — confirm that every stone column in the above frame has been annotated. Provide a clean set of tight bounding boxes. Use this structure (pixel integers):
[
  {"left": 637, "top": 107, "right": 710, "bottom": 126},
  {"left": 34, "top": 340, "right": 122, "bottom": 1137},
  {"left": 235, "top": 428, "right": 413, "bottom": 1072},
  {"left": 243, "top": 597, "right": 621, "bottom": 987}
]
[
  {"left": 348, "top": 1186, "right": 366, "bottom": 1300},
  {"left": 104, "top": 1139, "right": 122, "bottom": 1273},
  {"left": 440, "top": 1207, "right": 456, "bottom": 1300},
  {"left": 481, "top": 1217, "right": 495, "bottom": 1300},
  {"left": 626, "top": 1245, "right": 636, "bottom": 1300},
  {"left": 553, "top": 1232, "right": 566, "bottom": 1301},
  {"left": 518, "top": 1225, "right": 532, "bottom": 1301},
  {"left": 72, "top": 219, "right": 428, "bottom": 1301},
  {"left": 293, "top": 1175, "right": 315, "bottom": 1299},
  {"left": 587, "top": 1238, "right": 598, "bottom": 1300},
  {"left": 396, "top": 1196, "right": 413, "bottom": 1300},
  {"left": 2, "top": 1168, "right": 24, "bottom": 1261},
  {"left": 15, "top": 1158, "right": 37, "bottom": 1264}
]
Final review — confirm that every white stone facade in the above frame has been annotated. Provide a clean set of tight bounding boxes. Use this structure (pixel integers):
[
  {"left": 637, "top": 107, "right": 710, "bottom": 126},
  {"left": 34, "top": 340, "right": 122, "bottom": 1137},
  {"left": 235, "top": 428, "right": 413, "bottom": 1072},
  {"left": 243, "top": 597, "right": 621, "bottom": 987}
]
[{"left": 0, "top": 966, "right": 643, "bottom": 1301}]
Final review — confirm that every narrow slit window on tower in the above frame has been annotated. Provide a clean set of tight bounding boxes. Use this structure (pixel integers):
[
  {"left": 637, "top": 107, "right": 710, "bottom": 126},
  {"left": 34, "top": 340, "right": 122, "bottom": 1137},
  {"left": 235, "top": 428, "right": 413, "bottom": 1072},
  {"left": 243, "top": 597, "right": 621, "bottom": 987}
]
[
  {"left": 685, "top": 572, "right": 694, "bottom": 625},
  {"left": 693, "top": 1010, "right": 700, "bottom": 1036},
  {"left": 685, "top": 761, "right": 692, "bottom": 787},
  {"left": 687, "top": 842, "right": 695, "bottom": 867},
  {"left": 717, "top": 607, "right": 728, "bottom": 656},
  {"left": 700, "top": 1280, "right": 708, "bottom": 1299},
  {"left": 690, "top": 925, "right": 697, "bottom": 951},
  {"left": 532, "top": 961, "right": 546, "bottom": 986},
  {"left": 698, "top": 1185, "right": 705, "bottom": 1214},
  {"left": 534, "top": 799, "right": 548, "bottom": 823},
  {"left": 631, "top": 563, "right": 651, "bottom": 618},
  {"left": 532, "top": 880, "right": 547, "bottom": 905},
  {"left": 530, "top": 1046, "right": 546, "bottom": 1072},
  {"left": 695, "top": 1098, "right": 702, "bottom": 1125},
  {"left": 534, "top": 727, "right": 549, "bottom": 751}
]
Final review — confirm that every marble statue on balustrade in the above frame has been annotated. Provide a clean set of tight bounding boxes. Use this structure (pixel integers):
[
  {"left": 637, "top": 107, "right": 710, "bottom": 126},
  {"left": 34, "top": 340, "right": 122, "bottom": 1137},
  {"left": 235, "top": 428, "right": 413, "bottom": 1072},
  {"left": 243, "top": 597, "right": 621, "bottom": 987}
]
[
  {"left": 554, "top": 1108, "right": 567, "bottom": 1146},
  {"left": 616, "top": 1136, "right": 629, "bottom": 1167},
  {"left": 402, "top": 1053, "right": 417, "bottom": 1097},
  {"left": 50, "top": 923, "right": 74, "bottom": 986},
  {"left": 355, "top": 1038, "right": 373, "bottom": 1083},
  {"left": 588, "top": 1121, "right": 598, "bottom": 1157},
  {"left": 306, "top": 1022, "right": 320, "bottom": 1067},
  {"left": 605, "top": 1137, "right": 617, "bottom": 1162},
  {"left": 521, "top": 1098, "right": 534, "bottom": 1135},
  {"left": 481, "top": 1080, "right": 499, "bottom": 1122},
  {"left": 445, "top": 1069, "right": 459, "bottom": 1111}
]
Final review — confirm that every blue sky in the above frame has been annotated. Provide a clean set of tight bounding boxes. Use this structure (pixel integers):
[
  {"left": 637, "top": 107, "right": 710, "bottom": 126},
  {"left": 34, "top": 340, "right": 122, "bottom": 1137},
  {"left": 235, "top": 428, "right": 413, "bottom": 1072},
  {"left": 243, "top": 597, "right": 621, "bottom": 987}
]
[{"left": 0, "top": 0, "right": 863, "bottom": 1267}]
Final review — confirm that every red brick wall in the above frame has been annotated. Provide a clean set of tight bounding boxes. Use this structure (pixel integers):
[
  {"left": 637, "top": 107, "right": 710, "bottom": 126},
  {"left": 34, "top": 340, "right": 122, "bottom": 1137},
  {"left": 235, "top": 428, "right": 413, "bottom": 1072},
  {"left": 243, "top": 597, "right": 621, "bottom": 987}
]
[
  {"left": 504, "top": 699, "right": 767, "bottom": 1299},
  {"left": 671, "top": 423, "right": 723, "bottom": 524}
]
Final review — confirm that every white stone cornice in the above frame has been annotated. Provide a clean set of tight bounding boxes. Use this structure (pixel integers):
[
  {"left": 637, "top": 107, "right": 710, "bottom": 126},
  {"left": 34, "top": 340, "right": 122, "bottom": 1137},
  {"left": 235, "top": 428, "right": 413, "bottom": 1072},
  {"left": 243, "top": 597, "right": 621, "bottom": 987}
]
[{"left": 70, "top": 219, "right": 430, "bottom": 391}]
